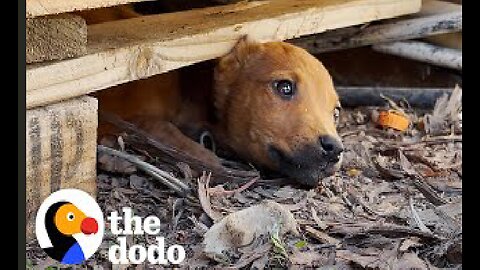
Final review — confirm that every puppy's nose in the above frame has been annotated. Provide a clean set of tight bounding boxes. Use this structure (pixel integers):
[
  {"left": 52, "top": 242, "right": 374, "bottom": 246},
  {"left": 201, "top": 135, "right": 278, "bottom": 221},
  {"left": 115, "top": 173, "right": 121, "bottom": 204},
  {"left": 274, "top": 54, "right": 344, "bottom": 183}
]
[{"left": 319, "top": 135, "right": 344, "bottom": 162}]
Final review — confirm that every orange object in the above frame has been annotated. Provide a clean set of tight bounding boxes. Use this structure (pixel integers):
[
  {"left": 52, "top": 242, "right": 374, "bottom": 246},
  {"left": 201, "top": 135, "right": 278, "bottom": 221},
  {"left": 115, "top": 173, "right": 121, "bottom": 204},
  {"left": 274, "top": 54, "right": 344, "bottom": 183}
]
[{"left": 376, "top": 110, "right": 410, "bottom": 131}]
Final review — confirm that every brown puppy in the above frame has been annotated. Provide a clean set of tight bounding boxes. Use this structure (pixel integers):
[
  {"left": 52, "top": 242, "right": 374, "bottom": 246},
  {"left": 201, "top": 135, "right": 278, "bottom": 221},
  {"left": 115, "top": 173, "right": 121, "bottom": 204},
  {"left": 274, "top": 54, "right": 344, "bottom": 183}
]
[
  {"left": 213, "top": 38, "right": 343, "bottom": 186},
  {"left": 79, "top": 4, "right": 344, "bottom": 186},
  {"left": 96, "top": 38, "right": 343, "bottom": 187}
]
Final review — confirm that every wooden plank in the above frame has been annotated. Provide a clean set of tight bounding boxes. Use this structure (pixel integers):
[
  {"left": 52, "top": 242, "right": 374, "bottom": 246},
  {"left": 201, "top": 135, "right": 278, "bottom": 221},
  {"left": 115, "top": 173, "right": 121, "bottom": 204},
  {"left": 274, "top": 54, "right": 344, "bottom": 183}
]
[
  {"left": 27, "top": 14, "right": 87, "bottom": 64},
  {"left": 26, "top": 0, "right": 421, "bottom": 109},
  {"left": 291, "top": 0, "right": 461, "bottom": 53},
  {"left": 26, "top": 96, "right": 98, "bottom": 241},
  {"left": 26, "top": 0, "right": 148, "bottom": 18}
]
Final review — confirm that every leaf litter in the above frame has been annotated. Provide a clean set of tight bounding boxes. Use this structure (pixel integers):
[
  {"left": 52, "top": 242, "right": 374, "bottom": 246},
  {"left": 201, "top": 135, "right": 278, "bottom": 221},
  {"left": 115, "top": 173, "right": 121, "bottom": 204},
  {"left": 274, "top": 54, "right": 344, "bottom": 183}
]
[{"left": 26, "top": 87, "right": 462, "bottom": 269}]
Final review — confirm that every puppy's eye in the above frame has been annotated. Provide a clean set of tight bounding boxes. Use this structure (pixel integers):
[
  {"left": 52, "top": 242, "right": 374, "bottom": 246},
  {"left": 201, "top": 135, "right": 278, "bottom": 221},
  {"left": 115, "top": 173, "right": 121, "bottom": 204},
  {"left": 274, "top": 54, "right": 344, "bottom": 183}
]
[
  {"left": 272, "top": 80, "right": 296, "bottom": 99},
  {"left": 334, "top": 107, "right": 340, "bottom": 124}
]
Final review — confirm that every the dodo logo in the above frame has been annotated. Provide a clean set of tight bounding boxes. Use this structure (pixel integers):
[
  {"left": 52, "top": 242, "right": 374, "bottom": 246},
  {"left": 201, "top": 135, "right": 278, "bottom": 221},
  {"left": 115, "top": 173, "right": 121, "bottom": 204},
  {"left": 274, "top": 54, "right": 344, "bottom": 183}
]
[{"left": 35, "top": 189, "right": 104, "bottom": 264}]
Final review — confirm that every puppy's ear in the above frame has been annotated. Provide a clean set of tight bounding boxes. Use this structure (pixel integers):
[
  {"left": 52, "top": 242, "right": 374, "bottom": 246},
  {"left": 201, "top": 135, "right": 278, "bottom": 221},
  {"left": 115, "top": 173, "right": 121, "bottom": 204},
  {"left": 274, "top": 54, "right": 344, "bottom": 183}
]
[
  {"left": 214, "top": 36, "right": 256, "bottom": 119},
  {"left": 216, "top": 36, "right": 254, "bottom": 73}
]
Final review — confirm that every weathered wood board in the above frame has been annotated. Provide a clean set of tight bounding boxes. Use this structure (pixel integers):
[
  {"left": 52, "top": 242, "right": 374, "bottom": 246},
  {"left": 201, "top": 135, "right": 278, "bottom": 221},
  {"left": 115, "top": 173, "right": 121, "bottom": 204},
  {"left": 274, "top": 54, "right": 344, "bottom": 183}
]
[
  {"left": 26, "top": 0, "right": 421, "bottom": 109},
  {"left": 26, "top": 96, "right": 98, "bottom": 240},
  {"left": 27, "top": 14, "right": 87, "bottom": 63},
  {"left": 26, "top": 0, "right": 147, "bottom": 18}
]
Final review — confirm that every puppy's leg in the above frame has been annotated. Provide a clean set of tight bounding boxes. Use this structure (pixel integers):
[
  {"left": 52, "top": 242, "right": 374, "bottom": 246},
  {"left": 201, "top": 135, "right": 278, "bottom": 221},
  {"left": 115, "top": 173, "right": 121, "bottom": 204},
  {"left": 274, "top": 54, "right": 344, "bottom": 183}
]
[{"left": 138, "top": 120, "right": 224, "bottom": 170}]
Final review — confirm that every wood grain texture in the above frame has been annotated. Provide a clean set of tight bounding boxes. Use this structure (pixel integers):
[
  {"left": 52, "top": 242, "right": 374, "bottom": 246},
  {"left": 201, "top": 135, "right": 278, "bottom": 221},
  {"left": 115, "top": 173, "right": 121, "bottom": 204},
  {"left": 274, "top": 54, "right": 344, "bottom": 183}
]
[
  {"left": 26, "top": 14, "right": 87, "bottom": 63},
  {"left": 26, "top": 96, "right": 98, "bottom": 240},
  {"left": 26, "top": 0, "right": 146, "bottom": 18},
  {"left": 26, "top": 0, "right": 421, "bottom": 109}
]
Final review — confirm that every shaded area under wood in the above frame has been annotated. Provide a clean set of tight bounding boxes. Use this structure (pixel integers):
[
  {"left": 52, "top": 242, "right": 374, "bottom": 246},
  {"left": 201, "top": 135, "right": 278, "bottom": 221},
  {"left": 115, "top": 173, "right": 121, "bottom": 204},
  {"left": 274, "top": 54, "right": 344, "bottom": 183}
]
[{"left": 337, "top": 86, "right": 453, "bottom": 109}]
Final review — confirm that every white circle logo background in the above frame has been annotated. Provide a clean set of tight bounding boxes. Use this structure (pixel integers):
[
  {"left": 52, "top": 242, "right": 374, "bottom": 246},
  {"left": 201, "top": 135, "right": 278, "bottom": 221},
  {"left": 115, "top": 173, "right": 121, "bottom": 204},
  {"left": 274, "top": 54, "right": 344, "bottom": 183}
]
[{"left": 35, "top": 189, "right": 105, "bottom": 260}]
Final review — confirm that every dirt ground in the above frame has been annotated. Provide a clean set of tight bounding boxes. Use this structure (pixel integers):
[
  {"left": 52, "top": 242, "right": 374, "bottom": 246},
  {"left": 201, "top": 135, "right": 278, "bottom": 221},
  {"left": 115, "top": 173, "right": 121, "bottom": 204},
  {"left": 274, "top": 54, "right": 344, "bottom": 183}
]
[{"left": 26, "top": 90, "right": 462, "bottom": 269}]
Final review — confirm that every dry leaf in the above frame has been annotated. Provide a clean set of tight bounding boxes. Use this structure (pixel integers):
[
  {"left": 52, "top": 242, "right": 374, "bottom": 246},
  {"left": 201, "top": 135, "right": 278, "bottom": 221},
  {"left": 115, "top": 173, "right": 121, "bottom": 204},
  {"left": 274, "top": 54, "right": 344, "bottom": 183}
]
[
  {"left": 197, "top": 172, "right": 223, "bottom": 221},
  {"left": 423, "top": 85, "right": 462, "bottom": 135}
]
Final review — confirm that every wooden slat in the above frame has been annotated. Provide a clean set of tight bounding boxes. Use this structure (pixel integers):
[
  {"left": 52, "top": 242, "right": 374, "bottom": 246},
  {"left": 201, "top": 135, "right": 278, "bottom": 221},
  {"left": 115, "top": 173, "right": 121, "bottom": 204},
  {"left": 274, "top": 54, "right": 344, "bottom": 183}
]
[
  {"left": 26, "top": 0, "right": 421, "bottom": 109},
  {"left": 26, "top": 0, "right": 148, "bottom": 18},
  {"left": 26, "top": 96, "right": 98, "bottom": 240}
]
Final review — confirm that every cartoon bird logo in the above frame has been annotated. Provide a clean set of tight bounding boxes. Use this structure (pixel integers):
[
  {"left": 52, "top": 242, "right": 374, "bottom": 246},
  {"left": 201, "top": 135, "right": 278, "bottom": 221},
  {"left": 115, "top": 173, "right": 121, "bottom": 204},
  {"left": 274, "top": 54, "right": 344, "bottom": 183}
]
[
  {"left": 43, "top": 201, "right": 98, "bottom": 264},
  {"left": 36, "top": 189, "right": 104, "bottom": 265}
]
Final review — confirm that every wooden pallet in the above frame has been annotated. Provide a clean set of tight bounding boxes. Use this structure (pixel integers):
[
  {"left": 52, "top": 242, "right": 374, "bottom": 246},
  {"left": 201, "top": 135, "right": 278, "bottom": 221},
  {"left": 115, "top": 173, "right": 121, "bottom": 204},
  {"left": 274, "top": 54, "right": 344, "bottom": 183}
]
[
  {"left": 25, "top": 0, "right": 423, "bottom": 240},
  {"left": 27, "top": 0, "right": 421, "bottom": 109},
  {"left": 26, "top": 96, "right": 98, "bottom": 240}
]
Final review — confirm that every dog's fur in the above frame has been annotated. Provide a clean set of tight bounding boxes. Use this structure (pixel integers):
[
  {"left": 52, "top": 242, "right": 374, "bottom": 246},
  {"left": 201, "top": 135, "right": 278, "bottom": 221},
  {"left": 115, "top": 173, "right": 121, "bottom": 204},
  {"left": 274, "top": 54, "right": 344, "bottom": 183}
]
[{"left": 88, "top": 6, "right": 343, "bottom": 186}]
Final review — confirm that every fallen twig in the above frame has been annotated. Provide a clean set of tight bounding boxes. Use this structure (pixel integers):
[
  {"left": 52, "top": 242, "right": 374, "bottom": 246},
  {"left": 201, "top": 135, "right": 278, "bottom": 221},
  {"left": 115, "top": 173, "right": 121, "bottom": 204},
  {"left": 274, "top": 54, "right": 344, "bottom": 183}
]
[
  {"left": 311, "top": 206, "right": 328, "bottom": 230},
  {"left": 411, "top": 178, "right": 449, "bottom": 206},
  {"left": 97, "top": 145, "right": 190, "bottom": 196},
  {"left": 346, "top": 186, "right": 380, "bottom": 217},
  {"left": 399, "top": 150, "right": 449, "bottom": 206},
  {"left": 375, "top": 135, "right": 462, "bottom": 151},
  {"left": 409, "top": 197, "right": 432, "bottom": 233},
  {"left": 329, "top": 222, "right": 442, "bottom": 241},
  {"left": 209, "top": 176, "right": 259, "bottom": 197},
  {"left": 372, "top": 155, "right": 405, "bottom": 180},
  {"left": 305, "top": 225, "right": 341, "bottom": 248}
]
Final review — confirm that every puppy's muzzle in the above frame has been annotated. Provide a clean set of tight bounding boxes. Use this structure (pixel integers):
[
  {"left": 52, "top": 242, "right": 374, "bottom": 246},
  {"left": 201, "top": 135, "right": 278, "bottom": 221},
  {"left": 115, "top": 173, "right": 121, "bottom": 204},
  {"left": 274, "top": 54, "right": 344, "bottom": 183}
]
[{"left": 268, "top": 135, "right": 343, "bottom": 187}]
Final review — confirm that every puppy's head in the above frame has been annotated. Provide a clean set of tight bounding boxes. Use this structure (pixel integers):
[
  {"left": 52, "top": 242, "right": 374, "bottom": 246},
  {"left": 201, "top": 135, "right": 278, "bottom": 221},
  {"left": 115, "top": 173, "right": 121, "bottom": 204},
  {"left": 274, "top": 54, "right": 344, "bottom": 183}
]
[{"left": 214, "top": 38, "right": 343, "bottom": 187}]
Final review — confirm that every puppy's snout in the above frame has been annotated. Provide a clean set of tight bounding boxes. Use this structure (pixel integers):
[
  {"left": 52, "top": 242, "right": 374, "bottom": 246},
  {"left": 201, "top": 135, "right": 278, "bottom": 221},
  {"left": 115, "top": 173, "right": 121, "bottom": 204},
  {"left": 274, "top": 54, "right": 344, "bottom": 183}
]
[{"left": 319, "top": 135, "right": 343, "bottom": 162}]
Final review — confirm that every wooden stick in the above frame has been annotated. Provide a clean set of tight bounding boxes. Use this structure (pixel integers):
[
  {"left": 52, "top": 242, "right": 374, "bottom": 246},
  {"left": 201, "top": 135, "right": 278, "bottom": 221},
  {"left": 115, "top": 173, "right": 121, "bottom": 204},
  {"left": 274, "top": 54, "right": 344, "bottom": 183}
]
[
  {"left": 291, "top": 0, "right": 461, "bottom": 54},
  {"left": 97, "top": 145, "right": 190, "bottom": 196},
  {"left": 329, "top": 222, "right": 442, "bottom": 240},
  {"left": 305, "top": 225, "right": 341, "bottom": 247},
  {"left": 336, "top": 86, "right": 453, "bottom": 109},
  {"left": 372, "top": 41, "right": 462, "bottom": 70},
  {"left": 399, "top": 150, "right": 449, "bottom": 206},
  {"left": 409, "top": 197, "right": 432, "bottom": 233},
  {"left": 410, "top": 177, "right": 449, "bottom": 206}
]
